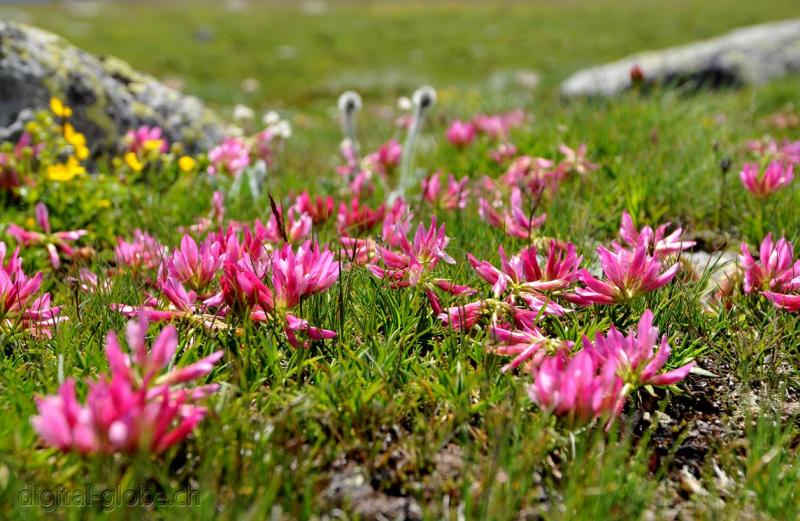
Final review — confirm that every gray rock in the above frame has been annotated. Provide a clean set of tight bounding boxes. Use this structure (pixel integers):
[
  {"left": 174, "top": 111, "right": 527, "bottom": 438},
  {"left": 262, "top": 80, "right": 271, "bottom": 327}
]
[
  {"left": 561, "top": 19, "right": 800, "bottom": 97},
  {"left": 0, "top": 20, "right": 225, "bottom": 154}
]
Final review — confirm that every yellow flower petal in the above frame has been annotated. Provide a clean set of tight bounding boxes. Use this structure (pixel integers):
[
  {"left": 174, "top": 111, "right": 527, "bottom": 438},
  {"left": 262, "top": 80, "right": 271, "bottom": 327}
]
[
  {"left": 125, "top": 152, "right": 144, "bottom": 172},
  {"left": 178, "top": 155, "right": 196, "bottom": 173},
  {"left": 50, "top": 97, "right": 72, "bottom": 118},
  {"left": 47, "top": 163, "right": 74, "bottom": 182},
  {"left": 143, "top": 139, "right": 165, "bottom": 152}
]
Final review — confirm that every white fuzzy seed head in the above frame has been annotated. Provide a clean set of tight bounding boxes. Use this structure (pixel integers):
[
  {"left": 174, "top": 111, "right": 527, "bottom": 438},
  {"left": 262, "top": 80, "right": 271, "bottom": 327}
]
[
  {"left": 412, "top": 85, "right": 437, "bottom": 111},
  {"left": 272, "top": 120, "right": 292, "bottom": 139},
  {"left": 397, "top": 96, "right": 413, "bottom": 111},
  {"left": 232, "top": 104, "right": 255, "bottom": 122},
  {"left": 338, "top": 91, "right": 362, "bottom": 115},
  {"left": 262, "top": 110, "right": 281, "bottom": 126}
]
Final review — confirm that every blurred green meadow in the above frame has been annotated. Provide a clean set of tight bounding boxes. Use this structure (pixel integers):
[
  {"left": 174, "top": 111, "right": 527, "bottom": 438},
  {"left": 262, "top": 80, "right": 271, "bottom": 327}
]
[{"left": 3, "top": 0, "right": 799, "bottom": 108}]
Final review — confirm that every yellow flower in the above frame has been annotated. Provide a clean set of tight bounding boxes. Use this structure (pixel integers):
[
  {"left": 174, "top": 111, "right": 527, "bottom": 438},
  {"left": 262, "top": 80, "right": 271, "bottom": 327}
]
[
  {"left": 47, "top": 157, "right": 85, "bottom": 182},
  {"left": 97, "top": 199, "right": 111, "bottom": 208},
  {"left": 178, "top": 155, "right": 196, "bottom": 173},
  {"left": 143, "top": 139, "right": 165, "bottom": 153},
  {"left": 50, "top": 97, "right": 73, "bottom": 119},
  {"left": 125, "top": 152, "right": 144, "bottom": 172},
  {"left": 75, "top": 145, "right": 90, "bottom": 161},
  {"left": 64, "top": 123, "right": 90, "bottom": 160}
]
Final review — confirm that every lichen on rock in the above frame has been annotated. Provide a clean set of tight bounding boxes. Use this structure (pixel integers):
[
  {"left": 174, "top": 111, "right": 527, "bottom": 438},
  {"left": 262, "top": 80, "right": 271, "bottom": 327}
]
[{"left": 0, "top": 20, "right": 224, "bottom": 154}]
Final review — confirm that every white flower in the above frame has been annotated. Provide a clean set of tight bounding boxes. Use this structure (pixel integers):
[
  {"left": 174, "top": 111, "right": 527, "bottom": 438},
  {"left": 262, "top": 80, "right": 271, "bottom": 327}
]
[
  {"left": 262, "top": 111, "right": 281, "bottom": 126},
  {"left": 397, "top": 96, "right": 413, "bottom": 111},
  {"left": 233, "top": 104, "right": 255, "bottom": 122}
]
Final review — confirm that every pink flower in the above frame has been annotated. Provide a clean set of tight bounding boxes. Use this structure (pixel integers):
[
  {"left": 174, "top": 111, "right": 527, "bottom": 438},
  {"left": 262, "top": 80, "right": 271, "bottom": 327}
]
[
  {"left": 526, "top": 310, "right": 693, "bottom": 426},
  {"left": 468, "top": 243, "right": 579, "bottom": 319},
  {"left": 115, "top": 230, "right": 166, "bottom": 272},
  {"left": 747, "top": 138, "right": 800, "bottom": 165},
  {"left": 251, "top": 121, "right": 290, "bottom": 166},
  {"left": 740, "top": 234, "right": 800, "bottom": 294},
  {"left": 221, "top": 241, "right": 339, "bottom": 347},
  {"left": 31, "top": 317, "right": 222, "bottom": 454},
  {"left": 0, "top": 251, "right": 63, "bottom": 338},
  {"left": 163, "top": 235, "right": 223, "bottom": 292},
  {"left": 125, "top": 126, "right": 168, "bottom": 154},
  {"left": 115, "top": 274, "right": 226, "bottom": 329},
  {"left": 438, "top": 300, "right": 489, "bottom": 331},
  {"left": 336, "top": 199, "right": 385, "bottom": 235},
  {"left": 367, "top": 139, "right": 402, "bottom": 174},
  {"left": 381, "top": 198, "right": 414, "bottom": 248},
  {"left": 501, "top": 156, "right": 555, "bottom": 187},
  {"left": 256, "top": 206, "right": 312, "bottom": 244},
  {"left": 6, "top": 203, "right": 87, "bottom": 268},
  {"left": 294, "top": 192, "right": 335, "bottom": 225},
  {"left": 470, "top": 243, "right": 581, "bottom": 297},
  {"left": 421, "top": 171, "right": 470, "bottom": 210},
  {"left": 337, "top": 140, "right": 378, "bottom": 196},
  {"left": 527, "top": 348, "right": 623, "bottom": 424},
  {"left": 588, "top": 309, "right": 695, "bottom": 387},
  {"left": 472, "top": 110, "right": 526, "bottom": 140},
  {"left": 739, "top": 161, "right": 794, "bottom": 197},
  {"left": 568, "top": 244, "right": 678, "bottom": 305},
  {"left": 490, "top": 324, "right": 573, "bottom": 373},
  {"left": 208, "top": 137, "right": 250, "bottom": 177},
  {"left": 762, "top": 291, "right": 800, "bottom": 312},
  {"left": 339, "top": 198, "right": 414, "bottom": 267},
  {"left": 479, "top": 187, "right": 546, "bottom": 239},
  {"left": 446, "top": 120, "right": 476, "bottom": 147},
  {"left": 368, "top": 218, "right": 474, "bottom": 313},
  {"left": 557, "top": 143, "right": 598, "bottom": 176},
  {"left": 0, "top": 241, "right": 22, "bottom": 275},
  {"left": 489, "top": 142, "right": 517, "bottom": 164},
  {"left": 1, "top": 132, "right": 39, "bottom": 191},
  {"left": 617, "top": 211, "right": 695, "bottom": 258},
  {"left": 70, "top": 268, "right": 111, "bottom": 294}
]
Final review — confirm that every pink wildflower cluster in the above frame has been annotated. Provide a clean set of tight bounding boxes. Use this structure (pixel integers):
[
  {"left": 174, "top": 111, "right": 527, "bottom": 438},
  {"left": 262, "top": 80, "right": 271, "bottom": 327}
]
[
  {"left": 739, "top": 161, "right": 794, "bottom": 198},
  {"left": 740, "top": 234, "right": 800, "bottom": 311},
  {"left": 567, "top": 213, "right": 684, "bottom": 306},
  {"left": 368, "top": 217, "right": 475, "bottom": 313},
  {"left": 208, "top": 137, "right": 251, "bottom": 178},
  {"left": 365, "top": 139, "right": 403, "bottom": 177},
  {"left": 500, "top": 144, "right": 598, "bottom": 195},
  {"left": 31, "top": 316, "right": 221, "bottom": 454},
  {"left": 421, "top": 171, "right": 469, "bottom": 210},
  {"left": 458, "top": 242, "right": 580, "bottom": 326},
  {"left": 6, "top": 203, "right": 87, "bottom": 268},
  {"left": 746, "top": 137, "right": 800, "bottom": 166},
  {"left": 221, "top": 239, "right": 339, "bottom": 346},
  {"left": 1, "top": 242, "right": 63, "bottom": 337},
  {"left": 527, "top": 311, "right": 694, "bottom": 426},
  {"left": 616, "top": 211, "right": 695, "bottom": 259},
  {"left": 124, "top": 126, "right": 169, "bottom": 155},
  {"left": 445, "top": 111, "right": 527, "bottom": 148},
  {"left": 207, "top": 113, "right": 292, "bottom": 178},
  {"left": 0, "top": 133, "right": 40, "bottom": 191},
  {"left": 115, "top": 229, "right": 167, "bottom": 272},
  {"left": 337, "top": 139, "right": 402, "bottom": 197},
  {"left": 479, "top": 187, "right": 546, "bottom": 239},
  {"left": 113, "top": 220, "right": 338, "bottom": 347}
]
